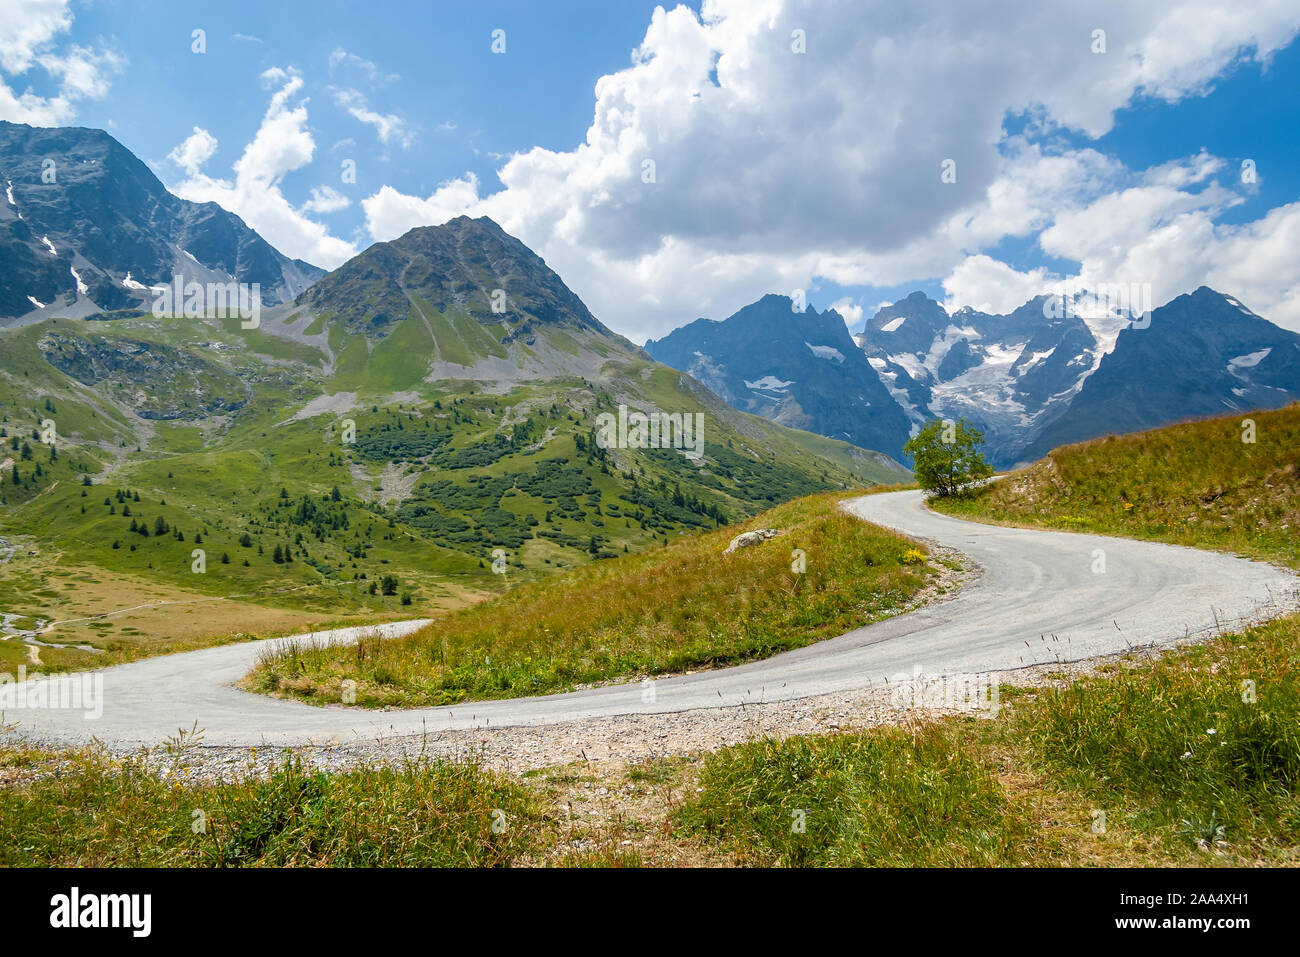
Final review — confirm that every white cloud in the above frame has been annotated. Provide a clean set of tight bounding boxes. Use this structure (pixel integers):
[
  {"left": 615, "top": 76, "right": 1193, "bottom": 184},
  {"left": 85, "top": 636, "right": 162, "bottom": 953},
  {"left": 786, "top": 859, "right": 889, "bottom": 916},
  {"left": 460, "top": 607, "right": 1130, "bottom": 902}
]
[
  {"left": 828, "top": 297, "right": 863, "bottom": 327},
  {"left": 0, "top": 0, "right": 122, "bottom": 125},
  {"left": 0, "top": 0, "right": 70, "bottom": 74},
  {"left": 332, "top": 87, "right": 412, "bottom": 148},
  {"left": 301, "top": 185, "right": 351, "bottom": 215},
  {"left": 169, "top": 68, "right": 357, "bottom": 269},
  {"left": 167, "top": 127, "right": 218, "bottom": 177},
  {"left": 938, "top": 168, "right": 1300, "bottom": 331},
  {"left": 942, "top": 256, "right": 1053, "bottom": 317},
  {"left": 362, "top": 175, "right": 482, "bottom": 240},
  {"left": 355, "top": 0, "right": 1300, "bottom": 341},
  {"left": 328, "top": 47, "right": 398, "bottom": 86}
]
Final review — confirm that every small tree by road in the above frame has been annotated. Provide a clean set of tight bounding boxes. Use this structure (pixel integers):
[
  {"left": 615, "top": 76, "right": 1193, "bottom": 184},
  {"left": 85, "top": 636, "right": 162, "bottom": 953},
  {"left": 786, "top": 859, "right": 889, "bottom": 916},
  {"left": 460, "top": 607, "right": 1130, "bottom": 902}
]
[{"left": 904, "top": 419, "right": 993, "bottom": 496}]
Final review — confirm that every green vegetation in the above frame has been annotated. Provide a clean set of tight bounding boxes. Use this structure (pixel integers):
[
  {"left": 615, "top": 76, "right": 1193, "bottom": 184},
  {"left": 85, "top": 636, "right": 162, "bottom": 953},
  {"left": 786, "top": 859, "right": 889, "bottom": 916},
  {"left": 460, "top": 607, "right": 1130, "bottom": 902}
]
[
  {"left": 0, "top": 749, "right": 547, "bottom": 867},
  {"left": 247, "top": 492, "right": 935, "bottom": 707},
  {"left": 903, "top": 418, "right": 993, "bottom": 497},
  {"left": 932, "top": 403, "right": 1300, "bottom": 567},
  {"left": 679, "top": 723, "right": 1028, "bottom": 865},
  {"left": 0, "top": 313, "right": 905, "bottom": 667}
]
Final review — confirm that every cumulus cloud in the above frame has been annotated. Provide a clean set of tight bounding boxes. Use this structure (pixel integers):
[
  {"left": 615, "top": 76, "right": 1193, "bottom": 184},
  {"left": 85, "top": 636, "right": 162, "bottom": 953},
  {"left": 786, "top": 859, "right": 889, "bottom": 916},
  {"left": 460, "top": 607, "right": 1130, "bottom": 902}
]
[
  {"left": 939, "top": 164, "right": 1300, "bottom": 330},
  {"left": 168, "top": 68, "right": 357, "bottom": 269},
  {"left": 0, "top": 0, "right": 123, "bottom": 125},
  {"left": 354, "top": 0, "right": 1300, "bottom": 341},
  {"left": 167, "top": 127, "right": 218, "bottom": 177}
]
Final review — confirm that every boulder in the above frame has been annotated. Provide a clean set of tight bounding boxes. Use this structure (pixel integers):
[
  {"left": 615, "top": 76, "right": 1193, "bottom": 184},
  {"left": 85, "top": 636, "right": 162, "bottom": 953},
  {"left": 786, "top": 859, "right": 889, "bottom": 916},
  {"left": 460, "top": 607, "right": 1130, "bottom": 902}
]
[{"left": 723, "top": 528, "right": 781, "bottom": 554}]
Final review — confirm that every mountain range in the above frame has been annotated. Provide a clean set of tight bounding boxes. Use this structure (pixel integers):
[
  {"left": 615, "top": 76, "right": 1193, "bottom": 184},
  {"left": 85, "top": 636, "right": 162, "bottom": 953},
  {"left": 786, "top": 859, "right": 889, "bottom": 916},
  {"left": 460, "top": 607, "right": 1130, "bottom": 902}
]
[
  {"left": 643, "top": 295, "right": 912, "bottom": 459},
  {"left": 648, "top": 286, "right": 1300, "bottom": 466},
  {"left": 4, "top": 118, "right": 1298, "bottom": 484}
]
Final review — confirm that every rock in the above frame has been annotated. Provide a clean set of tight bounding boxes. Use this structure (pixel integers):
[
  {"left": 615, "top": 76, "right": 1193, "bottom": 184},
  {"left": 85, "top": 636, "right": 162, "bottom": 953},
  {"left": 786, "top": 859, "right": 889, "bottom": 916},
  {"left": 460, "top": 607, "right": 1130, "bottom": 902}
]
[{"left": 723, "top": 528, "right": 781, "bottom": 554}]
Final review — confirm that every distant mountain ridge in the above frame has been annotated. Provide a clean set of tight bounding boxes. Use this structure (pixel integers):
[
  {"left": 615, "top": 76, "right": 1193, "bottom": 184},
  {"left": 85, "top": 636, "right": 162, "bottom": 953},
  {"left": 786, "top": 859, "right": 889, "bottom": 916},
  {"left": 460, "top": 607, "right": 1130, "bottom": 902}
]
[
  {"left": 649, "top": 286, "right": 1300, "bottom": 467},
  {"left": 0, "top": 120, "right": 323, "bottom": 322},
  {"left": 644, "top": 294, "right": 912, "bottom": 459}
]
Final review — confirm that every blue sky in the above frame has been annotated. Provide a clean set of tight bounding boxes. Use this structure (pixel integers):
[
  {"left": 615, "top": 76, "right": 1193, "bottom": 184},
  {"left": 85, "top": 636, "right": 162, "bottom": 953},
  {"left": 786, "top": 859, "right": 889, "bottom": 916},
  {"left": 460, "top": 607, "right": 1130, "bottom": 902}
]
[{"left": 3, "top": 0, "right": 1299, "bottom": 339}]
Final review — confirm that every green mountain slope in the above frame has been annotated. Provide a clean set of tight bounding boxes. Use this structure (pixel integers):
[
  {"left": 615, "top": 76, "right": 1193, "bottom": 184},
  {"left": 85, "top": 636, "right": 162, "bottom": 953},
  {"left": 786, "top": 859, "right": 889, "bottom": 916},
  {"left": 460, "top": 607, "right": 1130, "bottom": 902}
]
[{"left": 0, "top": 217, "right": 907, "bottom": 667}]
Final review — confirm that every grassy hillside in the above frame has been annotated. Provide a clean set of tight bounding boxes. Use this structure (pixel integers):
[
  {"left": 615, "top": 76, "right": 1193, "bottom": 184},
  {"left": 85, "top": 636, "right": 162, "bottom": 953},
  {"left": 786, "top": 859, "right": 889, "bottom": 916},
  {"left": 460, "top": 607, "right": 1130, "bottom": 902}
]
[
  {"left": 0, "top": 311, "right": 906, "bottom": 669},
  {"left": 247, "top": 492, "right": 938, "bottom": 707},
  {"left": 933, "top": 403, "right": 1300, "bottom": 567}
]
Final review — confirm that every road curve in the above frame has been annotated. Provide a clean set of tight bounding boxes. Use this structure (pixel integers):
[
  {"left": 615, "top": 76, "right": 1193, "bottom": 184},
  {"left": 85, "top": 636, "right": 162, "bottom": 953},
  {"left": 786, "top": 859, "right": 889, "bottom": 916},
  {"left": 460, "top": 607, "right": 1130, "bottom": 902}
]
[{"left": 4, "top": 489, "right": 1296, "bottom": 749}]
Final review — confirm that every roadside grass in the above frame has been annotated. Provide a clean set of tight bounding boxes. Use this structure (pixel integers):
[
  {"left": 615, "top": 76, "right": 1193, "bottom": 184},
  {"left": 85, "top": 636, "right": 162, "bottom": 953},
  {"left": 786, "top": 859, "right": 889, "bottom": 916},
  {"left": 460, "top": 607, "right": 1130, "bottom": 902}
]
[
  {"left": 672, "top": 614, "right": 1300, "bottom": 867},
  {"left": 675, "top": 408, "right": 1300, "bottom": 867},
  {"left": 0, "top": 747, "right": 549, "bottom": 867},
  {"left": 932, "top": 403, "right": 1300, "bottom": 568},
  {"left": 244, "top": 492, "right": 934, "bottom": 708},
  {"left": 676, "top": 722, "right": 1034, "bottom": 866},
  {"left": 1009, "top": 612, "right": 1300, "bottom": 858}
]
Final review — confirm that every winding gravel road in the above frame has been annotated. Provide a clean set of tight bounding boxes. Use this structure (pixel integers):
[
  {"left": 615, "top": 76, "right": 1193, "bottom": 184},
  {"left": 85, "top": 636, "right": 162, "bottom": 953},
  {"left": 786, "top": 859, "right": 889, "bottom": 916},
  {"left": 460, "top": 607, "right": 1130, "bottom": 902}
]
[{"left": 5, "top": 489, "right": 1296, "bottom": 749}]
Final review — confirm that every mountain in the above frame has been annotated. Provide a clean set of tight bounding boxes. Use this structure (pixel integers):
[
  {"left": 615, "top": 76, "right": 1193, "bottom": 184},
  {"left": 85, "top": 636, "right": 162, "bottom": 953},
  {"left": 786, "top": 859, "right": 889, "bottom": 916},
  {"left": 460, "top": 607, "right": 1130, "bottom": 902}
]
[
  {"left": 643, "top": 294, "right": 913, "bottom": 460},
  {"left": 0, "top": 214, "right": 906, "bottom": 665},
  {"left": 1020, "top": 287, "right": 1300, "bottom": 459},
  {"left": 269, "top": 215, "right": 635, "bottom": 391},
  {"left": 0, "top": 121, "right": 323, "bottom": 323},
  {"left": 854, "top": 292, "right": 1117, "bottom": 465},
  {"left": 651, "top": 287, "right": 1300, "bottom": 468}
]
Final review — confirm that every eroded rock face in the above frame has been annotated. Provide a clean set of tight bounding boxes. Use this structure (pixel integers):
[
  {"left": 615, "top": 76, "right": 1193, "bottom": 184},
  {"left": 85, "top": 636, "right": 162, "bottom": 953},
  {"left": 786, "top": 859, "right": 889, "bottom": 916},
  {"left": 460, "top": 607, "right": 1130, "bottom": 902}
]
[
  {"left": 38, "top": 332, "right": 250, "bottom": 420},
  {"left": 723, "top": 528, "right": 781, "bottom": 554}
]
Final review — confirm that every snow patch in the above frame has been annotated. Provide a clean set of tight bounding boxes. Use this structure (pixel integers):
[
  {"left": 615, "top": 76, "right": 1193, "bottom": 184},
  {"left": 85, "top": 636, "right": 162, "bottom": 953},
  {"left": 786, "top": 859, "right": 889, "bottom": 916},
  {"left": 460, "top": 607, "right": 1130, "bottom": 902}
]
[
  {"left": 27, "top": 295, "right": 46, "bottom": 309},
  {"left": 1228, "top": 348, "right": 1271, "bottom": 372},
  {"left": 122, "top": 272, "right": 148, "bottom": 291},
  {"left": 4, "top": 181, "right": 13, "bottom": 205},
  {"left": 40, "top": 235, "right": 57, "bottom": 256},
  {"left": 1016, "top": 349, "right": 1054, "bottom": 372},
  {"left": 868, "top": 357, "right": 920, "bottom": 419},
  {"left": 880, "top": 315, "right": 906, "bottom": 333},
  {"left": 70, "top": 266, "right": 88, "bottom": 295},
  {"left": 805, "top": 342, "right": 844, "bottom": 362},
  {"left": 744, "top": 375, "right": 795, "bottom": 393}
]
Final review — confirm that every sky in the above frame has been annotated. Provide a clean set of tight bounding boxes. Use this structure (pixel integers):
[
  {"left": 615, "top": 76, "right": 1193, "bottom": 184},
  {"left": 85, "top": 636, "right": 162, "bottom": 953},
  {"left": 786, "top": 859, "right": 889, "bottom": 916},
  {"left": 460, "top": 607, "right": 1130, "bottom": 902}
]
[{"left": 2, "top": 0, "right": 1299, "bottom": 341}]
